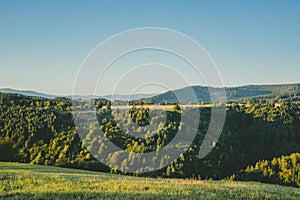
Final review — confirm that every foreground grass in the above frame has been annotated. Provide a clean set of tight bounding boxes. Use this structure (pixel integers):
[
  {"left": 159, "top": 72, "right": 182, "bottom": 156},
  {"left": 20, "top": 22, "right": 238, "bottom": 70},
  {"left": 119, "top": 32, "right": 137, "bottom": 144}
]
[{"left": 1, "top": 162, "right": 300, "bottom": 199}]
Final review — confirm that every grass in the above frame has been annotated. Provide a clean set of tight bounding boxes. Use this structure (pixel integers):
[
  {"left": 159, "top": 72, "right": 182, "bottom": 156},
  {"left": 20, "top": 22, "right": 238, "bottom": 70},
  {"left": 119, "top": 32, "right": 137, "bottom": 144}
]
[{"left": 1, "top": 162, "right": 300, "bottom": 199}]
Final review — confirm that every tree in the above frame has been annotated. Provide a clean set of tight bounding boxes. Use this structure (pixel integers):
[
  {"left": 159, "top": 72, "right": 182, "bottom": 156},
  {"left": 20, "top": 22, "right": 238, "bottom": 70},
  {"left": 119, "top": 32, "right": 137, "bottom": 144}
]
[{"left": 0, "top": 137, "right": 16, "bottom": 161}]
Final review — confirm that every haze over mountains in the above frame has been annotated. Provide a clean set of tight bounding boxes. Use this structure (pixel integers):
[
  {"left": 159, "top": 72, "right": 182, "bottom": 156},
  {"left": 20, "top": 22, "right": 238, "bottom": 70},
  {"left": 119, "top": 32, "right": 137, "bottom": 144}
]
[
  {"left": 0, "top": 88, "right": 156, "bottom": 101},
  {"left": 1, "top": 83, "right": 299, "bottom": 103},
  {"left": 0, "top": 88, "right": 57, "bottom": 99}
]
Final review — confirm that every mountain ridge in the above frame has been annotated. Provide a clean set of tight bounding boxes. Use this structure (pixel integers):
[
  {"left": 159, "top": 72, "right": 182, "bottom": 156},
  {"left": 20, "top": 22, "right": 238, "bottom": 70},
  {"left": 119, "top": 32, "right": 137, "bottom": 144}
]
[
  {"left": 1, "top": 83, "right": 299, "bottom": 103},
  {"left": 0, "top": 88, "right": 156, "bottom": 101},
  {"left": 140, "top": 83, "right": 300, "bottom": 104}
]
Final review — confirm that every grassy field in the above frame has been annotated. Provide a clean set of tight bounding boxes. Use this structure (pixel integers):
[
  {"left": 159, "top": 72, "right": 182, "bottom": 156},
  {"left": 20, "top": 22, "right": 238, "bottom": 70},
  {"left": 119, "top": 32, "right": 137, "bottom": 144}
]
[{"left": 1, "top": 162, "right": 300, "bottom": 199}]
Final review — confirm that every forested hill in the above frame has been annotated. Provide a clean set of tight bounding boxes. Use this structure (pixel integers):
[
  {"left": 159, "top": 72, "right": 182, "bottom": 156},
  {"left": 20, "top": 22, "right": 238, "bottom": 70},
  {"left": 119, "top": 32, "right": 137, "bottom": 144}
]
[
  {"left": 1, "top": 92, "right": 300, "bottom": 187},
  {"left": 141, "top": 83, "right": 300, "bottom": 104}
]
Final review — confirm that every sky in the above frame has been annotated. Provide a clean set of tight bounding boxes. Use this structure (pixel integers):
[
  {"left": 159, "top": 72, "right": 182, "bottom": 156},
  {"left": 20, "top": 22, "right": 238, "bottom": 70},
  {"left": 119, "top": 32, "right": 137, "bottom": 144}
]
[{"left": 0, "top": 0, "right": 300, "bottom": 95}]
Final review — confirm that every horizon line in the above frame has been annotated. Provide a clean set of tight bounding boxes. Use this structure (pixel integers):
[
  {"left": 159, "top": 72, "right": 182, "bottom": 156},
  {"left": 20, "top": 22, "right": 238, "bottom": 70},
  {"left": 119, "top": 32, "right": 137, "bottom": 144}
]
[{"left": 0, "top": 81, "right": 299, "bottom": 97}]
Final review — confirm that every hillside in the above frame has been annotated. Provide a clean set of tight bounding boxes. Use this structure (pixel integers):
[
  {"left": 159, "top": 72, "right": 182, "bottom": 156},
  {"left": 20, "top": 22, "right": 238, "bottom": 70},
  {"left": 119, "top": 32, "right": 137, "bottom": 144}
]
[
  {"left": 0, "top": 162, "right": 300, "bottom": 200},
  {"left": 1, "top": 93, "right": 300, "bottom": 186},
  {"left": 141, "top": 83, "right": 300, "bottom": 104}
]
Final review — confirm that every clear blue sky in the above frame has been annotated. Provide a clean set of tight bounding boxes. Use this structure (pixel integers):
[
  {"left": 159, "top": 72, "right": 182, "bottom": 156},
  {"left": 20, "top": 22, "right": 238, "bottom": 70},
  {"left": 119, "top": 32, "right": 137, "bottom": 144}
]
[{"left": 0, "top": 0, "right": 300, "bottom": 95}]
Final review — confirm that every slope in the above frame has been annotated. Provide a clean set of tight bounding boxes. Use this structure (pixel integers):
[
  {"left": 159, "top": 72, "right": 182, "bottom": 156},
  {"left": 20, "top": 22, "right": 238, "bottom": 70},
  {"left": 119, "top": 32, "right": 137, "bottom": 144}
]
[{"left": 0, "top": 162, "right": 300, "bottom": 200}]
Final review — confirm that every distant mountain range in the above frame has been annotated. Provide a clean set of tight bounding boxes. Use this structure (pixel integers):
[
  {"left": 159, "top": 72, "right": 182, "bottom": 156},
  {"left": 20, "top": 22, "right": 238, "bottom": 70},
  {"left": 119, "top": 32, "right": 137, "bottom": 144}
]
[
  {"left": 68, "top": 94, "right": 156, "bottom": 101},
  {"left": 1, "top": 83, "right": 299, "bottom": 103},
  {"left": 101, "top": 94, "right": 156, "bottom": 101},
  {"left": 0, "top": 88, "right": 156, "bottom": 101},
  {"left": 0, "top": 88, "right": 57, "bottom": 99}
]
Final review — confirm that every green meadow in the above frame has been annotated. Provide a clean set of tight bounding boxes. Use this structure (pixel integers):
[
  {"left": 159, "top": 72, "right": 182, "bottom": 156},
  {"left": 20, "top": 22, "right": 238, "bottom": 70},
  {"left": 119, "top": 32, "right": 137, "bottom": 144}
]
[{"left": 1, "top": 162, "right": 300, "bottom": 200}]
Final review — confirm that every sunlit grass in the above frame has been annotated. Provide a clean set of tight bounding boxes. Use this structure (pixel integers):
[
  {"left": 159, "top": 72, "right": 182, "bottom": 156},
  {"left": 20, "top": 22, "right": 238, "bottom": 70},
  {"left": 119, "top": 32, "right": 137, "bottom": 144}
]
[{"left": 1, "top": 162, "right": 300, "bottom": 199}]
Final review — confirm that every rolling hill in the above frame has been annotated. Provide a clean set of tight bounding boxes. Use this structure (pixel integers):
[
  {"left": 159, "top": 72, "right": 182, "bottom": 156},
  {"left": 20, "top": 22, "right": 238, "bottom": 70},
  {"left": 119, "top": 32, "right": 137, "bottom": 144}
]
[
  {"left": 1, "top": 162, "right": 300, "bottom": 200},
  {"left": 141, "top": 83, "right": 300, "bottom": 104}
]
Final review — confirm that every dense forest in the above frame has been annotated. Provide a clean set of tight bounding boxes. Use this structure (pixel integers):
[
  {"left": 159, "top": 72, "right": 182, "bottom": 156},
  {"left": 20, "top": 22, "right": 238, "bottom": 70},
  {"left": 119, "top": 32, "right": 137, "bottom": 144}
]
[
  {"left": 235, "top": 153, "right": 300, "bottom": 187},
  {"left": 1, "top": 92, "right": 300, "bottom": 187}
]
